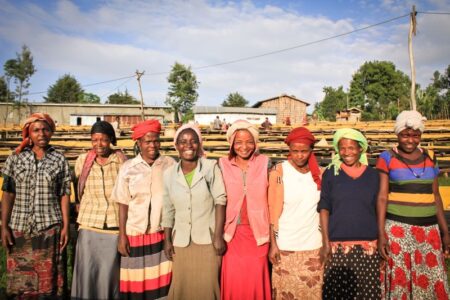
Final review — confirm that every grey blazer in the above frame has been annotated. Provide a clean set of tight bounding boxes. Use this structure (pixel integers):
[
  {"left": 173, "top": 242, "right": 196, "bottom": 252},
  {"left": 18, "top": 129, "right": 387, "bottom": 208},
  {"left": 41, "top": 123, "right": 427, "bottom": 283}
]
[{"left": 161, "top": 157, "right": 227, "bottom": 247}]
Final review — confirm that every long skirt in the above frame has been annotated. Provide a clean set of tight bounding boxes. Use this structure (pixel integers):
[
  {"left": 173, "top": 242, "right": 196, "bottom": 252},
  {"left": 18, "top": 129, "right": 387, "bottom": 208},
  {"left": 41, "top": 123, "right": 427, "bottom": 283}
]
[
  {"left": 272, "top": 247, "right": 323, "bottom": 300},
  {"left": 6, "top": 224, "right": 66, "bottom": 298},
  {"left": 169, "top": 242, "right": 221, "bottom": 300},
  {"left": 323, "top": 240, "right": 381, "bottom": 300},
  {"left": 221, "top": 224, "right": 271, "bottom": 300},
  {"left": 71, "top": 228, "right": 120, "bottom": 300},
  {"left": 120, "top": 231, "right": 172, "bottom": 300},
  {"left": 383, "top": 220, "right": 449, "bottom": 300}
]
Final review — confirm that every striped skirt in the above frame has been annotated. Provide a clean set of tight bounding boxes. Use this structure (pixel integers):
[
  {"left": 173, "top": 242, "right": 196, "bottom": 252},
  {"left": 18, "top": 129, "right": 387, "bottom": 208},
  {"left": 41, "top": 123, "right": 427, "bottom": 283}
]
[
  {"left": 383, "top": 220, "right": 449, "bottom": 300},
  {"left": 120, "top": 231, "right": 172, "bottom": 300},
  {"left": 6, "top": 224, "right": 66, "bottom": 298}
]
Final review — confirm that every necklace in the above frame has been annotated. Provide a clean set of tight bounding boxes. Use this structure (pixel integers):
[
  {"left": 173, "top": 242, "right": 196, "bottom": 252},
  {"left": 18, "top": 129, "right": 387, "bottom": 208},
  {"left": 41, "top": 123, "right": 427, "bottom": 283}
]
[{"left": 395, "top": 152, "right": 426, "bottom": 178}]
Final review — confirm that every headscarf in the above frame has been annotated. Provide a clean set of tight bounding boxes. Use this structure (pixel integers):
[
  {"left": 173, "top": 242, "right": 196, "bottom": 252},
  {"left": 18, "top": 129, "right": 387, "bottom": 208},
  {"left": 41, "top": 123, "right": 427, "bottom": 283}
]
[
  {"left": 394, "top": 110, "right": 426, "bottom": 134},
  {"left": 131, "top": 119, "right": 161, "bottom": 140},
  {"left": 91, "top": 121, "right": 117, "bottom": 146},
  {"left": 285, "top": 127, "right": 321, "bottom": 190},
  {"left": 78, "top": 122, "right": 127, "bottom": 201},
  {"left": 328, "top": 128, "right": 369, "bottom": 176},
  {"left": 174, "top": 124, "right": 205, "bottom": 157},
  {"left": 226, "top": 120, "right": 259, "bottom": 158},
  {"left": 15, "top": 113, "right": 56, "bottom": 154}
]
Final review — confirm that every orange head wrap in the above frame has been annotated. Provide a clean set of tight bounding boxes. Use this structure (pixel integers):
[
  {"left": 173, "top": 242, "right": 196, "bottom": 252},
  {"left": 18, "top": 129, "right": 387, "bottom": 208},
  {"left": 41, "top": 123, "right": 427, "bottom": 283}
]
[
  {"left": 285, "top": 127, "right": 321, "bottom": 190},
  {"left": 131, "top": 119, "right": 161, "bottom": 140},
  {"left": 15, "top": 113, "right": 56, "bottom": 154}
]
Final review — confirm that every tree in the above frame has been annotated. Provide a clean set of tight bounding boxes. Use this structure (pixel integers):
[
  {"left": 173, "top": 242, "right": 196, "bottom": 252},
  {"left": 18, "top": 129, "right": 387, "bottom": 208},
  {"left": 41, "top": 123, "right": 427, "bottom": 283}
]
[
  {"left": 314, "top": 86, "right": 347, "bottom": 121},
  {"left": 79, "top": 92, "right": 101, "bottom": 103},
  {"left": 222, "top": 92, "right": 248, "bottom": 107},
  {"left": 349, "top": 61, "right": 410, "bottom": 120},
  {"left": 3, "top": 45, "right": 36, "bottom": 103},
  {"left": 106, "top": 90, "right": 140, "bottom": 104},
  {"left": 165, "top": 62, "right": 199, "bottom": 123},
  {"left": 44, "top": 74, "right": 84, "bottom": 103},
  {"left": 0, "top": 76, "right": 12, "bottom": 102}
]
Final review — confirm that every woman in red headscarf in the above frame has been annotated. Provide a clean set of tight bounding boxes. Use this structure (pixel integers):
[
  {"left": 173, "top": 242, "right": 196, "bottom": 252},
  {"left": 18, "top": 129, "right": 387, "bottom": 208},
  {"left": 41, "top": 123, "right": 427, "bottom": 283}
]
[
  {"left": 268, "top": 127, "right": 323, "bottom": 300},
  {"left": 1, "top": 113, "right": 71, "bottom": 298}
]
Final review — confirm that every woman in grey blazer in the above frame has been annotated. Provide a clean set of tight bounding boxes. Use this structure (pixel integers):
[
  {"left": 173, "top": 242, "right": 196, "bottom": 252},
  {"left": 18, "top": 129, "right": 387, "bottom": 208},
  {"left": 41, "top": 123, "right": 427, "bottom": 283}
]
[{"left": 162, "top": 124, "right": 227, "bottom": 300}]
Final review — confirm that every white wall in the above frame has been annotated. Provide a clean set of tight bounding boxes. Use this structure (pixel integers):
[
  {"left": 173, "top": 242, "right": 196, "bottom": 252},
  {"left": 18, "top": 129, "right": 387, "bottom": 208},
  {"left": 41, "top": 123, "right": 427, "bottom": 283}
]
[
  {"left": 69, "top": 115, "right": 103, "bottom": 126},
  {"left": 195, "top": 113, "right": 276, "bottom": 125}
]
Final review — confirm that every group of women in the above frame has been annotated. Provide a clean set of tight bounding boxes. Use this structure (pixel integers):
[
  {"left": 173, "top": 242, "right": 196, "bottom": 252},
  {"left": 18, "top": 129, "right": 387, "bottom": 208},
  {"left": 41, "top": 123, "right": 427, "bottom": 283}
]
[{"left": 1, "top": 110, "right": 449, "bottom": 300}]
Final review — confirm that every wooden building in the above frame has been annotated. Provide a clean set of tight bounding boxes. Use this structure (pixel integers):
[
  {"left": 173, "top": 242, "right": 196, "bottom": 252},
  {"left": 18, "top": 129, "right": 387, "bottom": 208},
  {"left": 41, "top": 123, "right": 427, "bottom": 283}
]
[
  {"left": 252, "top": 94, "right": 310, "bottom": 125},
  {"left": 336, "top": 107, "right": 362, "bottom": 123}
]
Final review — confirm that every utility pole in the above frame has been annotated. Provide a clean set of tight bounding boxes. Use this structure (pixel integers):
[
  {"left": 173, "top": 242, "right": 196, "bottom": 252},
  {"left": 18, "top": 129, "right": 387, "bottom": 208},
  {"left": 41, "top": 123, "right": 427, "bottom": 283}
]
[
  {"left": 408, "top": 5, "right": 417, "bottom": 111},
  {"left": 136, "top": 70, "right": 145, "bottom": 120}
]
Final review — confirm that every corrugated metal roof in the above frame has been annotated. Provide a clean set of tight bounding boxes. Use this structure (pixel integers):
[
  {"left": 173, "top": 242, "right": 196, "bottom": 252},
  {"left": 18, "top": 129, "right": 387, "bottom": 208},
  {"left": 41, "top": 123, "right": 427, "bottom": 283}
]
[
  {"left": 252, "top": 94, "right": 310, "bottom": 108},
  {"left": 194, "top": 106, "right": 277, "bottom": 114}
]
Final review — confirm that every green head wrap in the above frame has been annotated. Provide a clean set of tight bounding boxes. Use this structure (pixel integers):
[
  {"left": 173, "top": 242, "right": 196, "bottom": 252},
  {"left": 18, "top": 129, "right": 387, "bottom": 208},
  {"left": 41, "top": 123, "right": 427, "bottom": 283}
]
[{"left": 328, "top": 128, "right": 369, "bottom": 175}]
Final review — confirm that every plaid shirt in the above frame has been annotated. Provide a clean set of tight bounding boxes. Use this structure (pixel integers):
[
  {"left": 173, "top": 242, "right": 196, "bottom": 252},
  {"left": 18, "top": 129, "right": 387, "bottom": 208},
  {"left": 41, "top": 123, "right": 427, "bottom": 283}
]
[
  {"left": 75, "top": 152, "right": 124, "bottom": 228},
  {"left": 2, "top": 147, "right": 71, "bottom": 233}
]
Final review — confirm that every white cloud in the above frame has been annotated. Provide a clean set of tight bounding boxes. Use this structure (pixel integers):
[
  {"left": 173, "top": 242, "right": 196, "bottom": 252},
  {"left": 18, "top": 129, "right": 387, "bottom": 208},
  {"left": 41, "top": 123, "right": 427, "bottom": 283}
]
[{"left": 0, "top": 0, "right": 449, "bottom": 110}]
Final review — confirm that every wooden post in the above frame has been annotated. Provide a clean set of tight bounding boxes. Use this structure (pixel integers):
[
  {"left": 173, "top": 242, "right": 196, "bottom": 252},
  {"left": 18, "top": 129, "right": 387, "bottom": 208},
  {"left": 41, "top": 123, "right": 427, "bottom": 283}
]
[
  {"left": 409, "top": 5, "right": 417, "bottom": 111},
  {"left": 136, "top": 70, "right": 145, "bottom": 120}
]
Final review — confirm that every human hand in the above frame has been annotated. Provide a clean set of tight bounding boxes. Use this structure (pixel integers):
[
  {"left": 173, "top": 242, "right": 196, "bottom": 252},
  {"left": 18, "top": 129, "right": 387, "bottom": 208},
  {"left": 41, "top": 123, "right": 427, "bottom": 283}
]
[
  {"left": 269, "top": 243, "right": 281, "bottom": 265},
  {"left": 118, "top": 234, "right": 130, "bottom": 257},
  {"left": 320, "top": 242, "right": 331, "bottom": 266},
  {"left": 213, "top": 235, "right": 226, "bottom": 256},
  {"left": 1, "top": 226, "right": 14, "bottom": 253},
  {"left": 378, "top": 234, "right": 389, "bottom": 261},
  {"left": 164, "top": 240, "right": 175, "bottom": 261},
  {"left": 59, "top": 226, "right": 69, "bottom": 251}
]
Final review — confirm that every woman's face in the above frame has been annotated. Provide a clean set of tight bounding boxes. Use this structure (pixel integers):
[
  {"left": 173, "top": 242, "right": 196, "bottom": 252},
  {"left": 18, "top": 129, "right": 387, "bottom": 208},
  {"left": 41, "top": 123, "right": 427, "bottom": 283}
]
[
  {"left": 176, "top": 129, "right": 200, "bottom": 162},
  {"left": 397, "top": 128, "right": 421, "bottom": 154},
  {"left": 338, "top": 138, "right": 362, "bottom": 167},
  {"left": 232, "top": 130, "right": 256, "bottom": 160},
  {"left": 289, "top": 142, "right": 312, "bottom": 168},
  {"left": 91, "top": 133, "right": 112, "bottom": 157},
  {"left": 29, "top": 121, "right": 52, "bottom": 149}
]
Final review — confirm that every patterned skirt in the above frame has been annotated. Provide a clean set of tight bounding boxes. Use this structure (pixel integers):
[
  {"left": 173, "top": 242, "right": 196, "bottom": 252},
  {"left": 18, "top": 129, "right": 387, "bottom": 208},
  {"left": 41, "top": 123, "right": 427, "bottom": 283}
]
[
  {"left": 272, "top": 247, "right": 323, "bottom": 300},
  {"left": 6, "top": 224, "right": 66, "bottom": 298},
  {"left": 221, "top": 225, "right": 271, "bottom": 300},
  {"left": 120, "top": 231, "right": 172, "bottom": 300},
  {"left": 323, "top": 240, "right": 381, "bottom": 300},
  {"left": 383, "top": 220, "right": 449, "bottom": 300}
]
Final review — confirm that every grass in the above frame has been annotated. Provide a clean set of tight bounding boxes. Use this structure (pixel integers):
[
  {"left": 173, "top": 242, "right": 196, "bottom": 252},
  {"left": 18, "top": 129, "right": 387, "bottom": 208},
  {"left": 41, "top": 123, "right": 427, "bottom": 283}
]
[{"left": 439, "top": 176, "right": 450, "bottom": 186}]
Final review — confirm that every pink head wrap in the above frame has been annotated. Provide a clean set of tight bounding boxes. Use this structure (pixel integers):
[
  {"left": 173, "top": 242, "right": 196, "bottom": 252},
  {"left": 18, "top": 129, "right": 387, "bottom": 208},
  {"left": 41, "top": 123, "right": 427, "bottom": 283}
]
[
  {"left": 15, "top": 113, "right": 56, "bottom": 154},
  {"left": 174, "top": 124, "right": 205, "bottom": 157}
]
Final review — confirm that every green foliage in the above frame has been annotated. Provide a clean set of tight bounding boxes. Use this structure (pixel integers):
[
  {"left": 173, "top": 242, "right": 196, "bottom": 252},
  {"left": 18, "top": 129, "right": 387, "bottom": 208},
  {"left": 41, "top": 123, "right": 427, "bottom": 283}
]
[
  {"left": 314, "top": 86, "right": 348, "bottom": 121},
  {"left": 222, "top": 92, "right": 248, "bottom": 107},
  {"left": 2, "top": 45, "right": 36, "bottom": 103},
  {"left": 44, "top": 74, "right": 84, "bottom": 103},
  {"left": 349, "top": 61, "right": 410, "bottom": 120},
  {"left": 106, "top": 90, "right": 140, "bottom": 104},
  {"left": 0, "top": 76, "right": 13, "bottom": 102},
  {"left": 165, "top": 62, "right": 199, "bottom": 123},
  {"left": 79, "top": 92, "right": 101, "bottom": 104}
]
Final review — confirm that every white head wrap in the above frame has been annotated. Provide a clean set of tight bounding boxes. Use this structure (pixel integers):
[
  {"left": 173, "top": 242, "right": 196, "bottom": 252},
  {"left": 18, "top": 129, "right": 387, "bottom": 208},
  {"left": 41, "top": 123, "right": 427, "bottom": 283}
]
[{"left": 394, "top": 110, "right": 426, "bottom": 134}]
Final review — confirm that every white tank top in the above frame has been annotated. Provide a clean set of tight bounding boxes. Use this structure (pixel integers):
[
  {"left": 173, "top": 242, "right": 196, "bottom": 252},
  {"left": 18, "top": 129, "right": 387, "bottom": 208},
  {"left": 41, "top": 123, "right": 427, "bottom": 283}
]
[{"left": 277, "top": 161, "right": 322, "bottom": 251}]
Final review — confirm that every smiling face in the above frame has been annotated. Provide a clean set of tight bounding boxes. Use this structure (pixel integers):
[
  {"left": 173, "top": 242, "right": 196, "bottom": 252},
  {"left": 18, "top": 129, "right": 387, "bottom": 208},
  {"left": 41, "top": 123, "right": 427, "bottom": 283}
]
[
  {"left": 176, "top": 129, "right": 200, "bottom": 162},
  {"left": 138, "top": 132, "right": 161, "bottom": 162},
  {"left": 338, "top": 138, "right": 363, "bottom": 167},
  {"left": 91, "top": 133, "right": 112, "bottom": 158},
  {"left": 29, "top": 121, "right": 52, "bottom": 149},
  {"left": 397, "top": 128, "right": 421, "bottom": 154},
  {"left": 289, "top": 142, "right": 312, "bottom": 169},
  {"left": 232, "top": 129, "right": 256, "bottom": 160}
]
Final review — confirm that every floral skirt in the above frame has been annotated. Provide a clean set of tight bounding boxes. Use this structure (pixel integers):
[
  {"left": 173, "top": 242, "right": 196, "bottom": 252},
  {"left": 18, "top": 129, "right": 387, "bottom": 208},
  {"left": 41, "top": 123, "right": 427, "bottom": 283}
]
[
  {"left": 323, "top": 240, "right": 381, "bottom": 300},
  {"left": 6, "top": 225, "right": 66, "bottom": 298},
  {"left": 272, "top": 247, "right": 323, "bottom": 300},
  {"left": 383, "top": 220, "right": 449, "bottom": 300}
]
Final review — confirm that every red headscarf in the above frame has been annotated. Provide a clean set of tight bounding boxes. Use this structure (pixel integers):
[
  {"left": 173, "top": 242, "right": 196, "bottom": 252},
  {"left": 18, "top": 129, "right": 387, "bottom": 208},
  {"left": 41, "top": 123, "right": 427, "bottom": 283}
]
[
  {"left": 15, "top": 113, "right": 56, "bottom": 154},
  {"left": 131, "top": 119, "right": 161, "bottom": 140},
  {"left": 285, "top": 127, "right": 321, "bottom": 190}
]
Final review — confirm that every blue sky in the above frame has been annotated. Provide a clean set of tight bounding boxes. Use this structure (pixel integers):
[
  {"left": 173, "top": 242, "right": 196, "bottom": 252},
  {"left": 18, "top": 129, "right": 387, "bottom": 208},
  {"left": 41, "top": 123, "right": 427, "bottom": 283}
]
[{"left": 1, "top": 0, "right": 449, "bottom": 109}]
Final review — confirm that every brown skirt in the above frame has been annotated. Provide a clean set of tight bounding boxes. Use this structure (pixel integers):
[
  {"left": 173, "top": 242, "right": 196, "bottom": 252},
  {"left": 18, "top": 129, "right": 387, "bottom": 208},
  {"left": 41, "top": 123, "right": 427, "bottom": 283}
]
[{"left": 168, "top": 242, "right": 221, "bottom": 300}]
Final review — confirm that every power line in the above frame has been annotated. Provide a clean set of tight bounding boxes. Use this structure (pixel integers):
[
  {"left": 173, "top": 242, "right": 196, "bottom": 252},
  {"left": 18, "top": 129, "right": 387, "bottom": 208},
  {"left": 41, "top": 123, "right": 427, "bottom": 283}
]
[
  {"left": 418, "top": 11, "right": 450, "bottom": 15},
  {"left": 100, "top": 76, "right": 135, "bottom": 99},
  {"left": 28, "top": 11, "right": 446, "bottom": 95}
]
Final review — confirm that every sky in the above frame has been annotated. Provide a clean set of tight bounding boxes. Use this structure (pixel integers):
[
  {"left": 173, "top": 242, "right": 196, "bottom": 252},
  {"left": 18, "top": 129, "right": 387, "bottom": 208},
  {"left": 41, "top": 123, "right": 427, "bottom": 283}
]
[{"left": 1, "top": 0, "right": 450, "bottom": 111}]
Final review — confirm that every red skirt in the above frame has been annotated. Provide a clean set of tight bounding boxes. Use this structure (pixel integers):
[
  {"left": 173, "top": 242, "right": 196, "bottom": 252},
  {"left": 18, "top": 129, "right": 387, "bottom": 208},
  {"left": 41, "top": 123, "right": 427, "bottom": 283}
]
[{"left": 221, "top": 224, "right": 271, "bottom": 300}]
